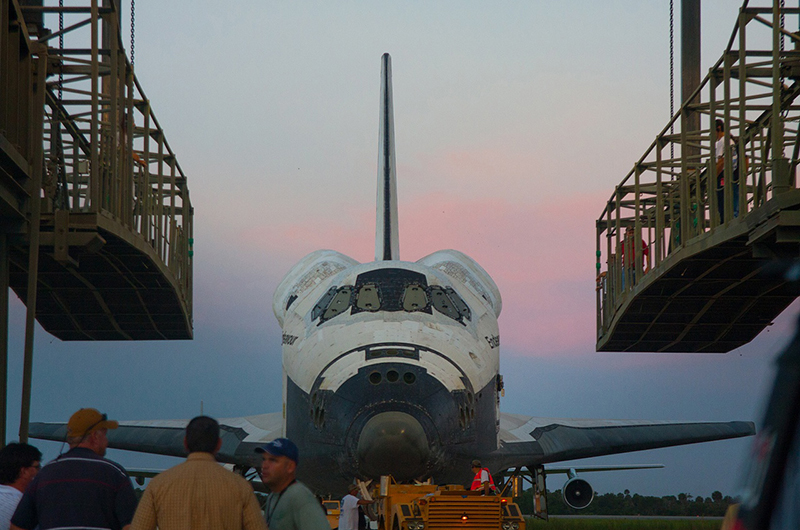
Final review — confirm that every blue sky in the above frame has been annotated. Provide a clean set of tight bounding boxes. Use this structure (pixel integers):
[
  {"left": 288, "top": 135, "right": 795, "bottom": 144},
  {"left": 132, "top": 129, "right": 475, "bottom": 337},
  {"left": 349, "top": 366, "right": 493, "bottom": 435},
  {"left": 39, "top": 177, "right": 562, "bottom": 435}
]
[{"left": 4, "top": 0, "right": 796, "bottom": 498}]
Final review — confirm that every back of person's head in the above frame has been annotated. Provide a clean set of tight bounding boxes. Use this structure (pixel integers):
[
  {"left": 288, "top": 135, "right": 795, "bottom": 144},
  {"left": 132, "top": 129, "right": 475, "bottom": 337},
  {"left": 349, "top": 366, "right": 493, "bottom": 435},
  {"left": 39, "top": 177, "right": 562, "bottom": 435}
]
[
  {"left": 715, "top": 119, "right": 739, "bottom": 143},
  {"left": 0, "top": 443, "right": 42, "bottom": 485},
  {"left": 185, "top": 416, "right": 220, "bottom": 453}
]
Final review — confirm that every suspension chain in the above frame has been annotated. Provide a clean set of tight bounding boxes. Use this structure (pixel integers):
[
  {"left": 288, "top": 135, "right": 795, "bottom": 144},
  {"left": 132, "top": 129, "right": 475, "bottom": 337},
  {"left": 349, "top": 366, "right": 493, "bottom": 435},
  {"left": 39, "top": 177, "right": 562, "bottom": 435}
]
[
  {"left": 130, "top": 0, "right": 135, "bottom": 67},
  {"left": 59, "top": 0, "right": 63, "bottom": 101},
  {"left": 780, "top": 0, "right": 785, "bottom": 54},
  {"left": 669, "top": 0, "right": 675, "bottom": 166},
  {"left": 780, "top": 0, "right": 787, "bottom": 119}
]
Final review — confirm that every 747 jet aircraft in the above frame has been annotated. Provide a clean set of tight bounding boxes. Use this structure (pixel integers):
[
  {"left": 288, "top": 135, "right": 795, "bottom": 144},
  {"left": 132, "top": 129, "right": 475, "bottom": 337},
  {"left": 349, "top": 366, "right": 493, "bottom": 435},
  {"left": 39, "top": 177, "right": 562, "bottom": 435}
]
[{"left": 29, "top": 54, "right": 754, "bottom": 508}]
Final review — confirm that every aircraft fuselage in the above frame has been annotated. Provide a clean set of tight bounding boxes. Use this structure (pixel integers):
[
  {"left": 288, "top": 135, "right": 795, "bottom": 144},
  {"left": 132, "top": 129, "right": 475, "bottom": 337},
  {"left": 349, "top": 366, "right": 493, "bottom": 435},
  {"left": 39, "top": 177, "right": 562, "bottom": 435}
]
[{"left": 273, "top": 250, "right": 504, "bottom": 492}]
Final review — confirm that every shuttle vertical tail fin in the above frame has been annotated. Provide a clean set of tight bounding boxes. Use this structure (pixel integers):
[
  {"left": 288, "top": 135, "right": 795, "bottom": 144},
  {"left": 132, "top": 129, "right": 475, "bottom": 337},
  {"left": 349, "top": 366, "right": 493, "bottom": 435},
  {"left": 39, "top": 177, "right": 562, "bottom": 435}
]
[{"left": 376, "top": 53, "right": 400, "bottom": 261}]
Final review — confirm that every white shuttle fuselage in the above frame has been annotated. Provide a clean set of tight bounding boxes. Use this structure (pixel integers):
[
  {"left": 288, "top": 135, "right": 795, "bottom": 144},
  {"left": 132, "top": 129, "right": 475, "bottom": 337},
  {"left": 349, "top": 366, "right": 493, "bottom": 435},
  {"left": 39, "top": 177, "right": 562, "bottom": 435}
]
[{"left": 273, "top": 247, "right": 504, "bottom": 491}]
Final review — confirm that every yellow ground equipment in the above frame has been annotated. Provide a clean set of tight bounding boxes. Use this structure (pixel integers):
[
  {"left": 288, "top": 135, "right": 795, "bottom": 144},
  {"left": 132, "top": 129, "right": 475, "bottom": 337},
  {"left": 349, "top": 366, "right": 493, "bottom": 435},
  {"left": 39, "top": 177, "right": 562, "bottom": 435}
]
[
  {"left": 322, "top": 500, "right": 341, "bottom": 529},
  {"left": 370, "top": 477, "right": 525, "bottom": 530}
]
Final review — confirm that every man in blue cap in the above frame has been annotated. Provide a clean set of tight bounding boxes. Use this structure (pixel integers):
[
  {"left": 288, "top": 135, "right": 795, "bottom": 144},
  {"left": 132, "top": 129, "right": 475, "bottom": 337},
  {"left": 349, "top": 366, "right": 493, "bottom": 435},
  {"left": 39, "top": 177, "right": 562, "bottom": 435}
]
[{"left": 256, "top": 438, "right": 329, "bottom": 530}]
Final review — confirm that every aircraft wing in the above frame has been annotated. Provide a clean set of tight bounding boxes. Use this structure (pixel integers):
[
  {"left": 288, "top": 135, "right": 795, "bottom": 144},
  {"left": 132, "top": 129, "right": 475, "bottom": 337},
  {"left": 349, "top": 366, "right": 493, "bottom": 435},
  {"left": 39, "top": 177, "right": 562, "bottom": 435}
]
[
  {"left": 28, "top": 412, "right": 282, "bottom": 466},
  {"left": 488, "top": 412, "right": 755, "bottom": 471}
]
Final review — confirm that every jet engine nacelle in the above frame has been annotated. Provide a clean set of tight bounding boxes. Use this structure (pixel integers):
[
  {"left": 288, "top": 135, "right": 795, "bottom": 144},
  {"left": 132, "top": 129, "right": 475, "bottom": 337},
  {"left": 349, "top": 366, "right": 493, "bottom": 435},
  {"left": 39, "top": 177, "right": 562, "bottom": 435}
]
[{"left": 562, "top": 476, "right": 594, "bottom": 510}]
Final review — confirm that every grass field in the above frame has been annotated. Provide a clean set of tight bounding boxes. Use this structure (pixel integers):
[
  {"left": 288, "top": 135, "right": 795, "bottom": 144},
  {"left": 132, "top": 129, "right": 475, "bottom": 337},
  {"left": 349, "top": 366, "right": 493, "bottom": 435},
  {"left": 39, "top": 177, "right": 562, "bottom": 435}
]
[{"left": 524, "top": 517, "right": 723, "bottom": 530}]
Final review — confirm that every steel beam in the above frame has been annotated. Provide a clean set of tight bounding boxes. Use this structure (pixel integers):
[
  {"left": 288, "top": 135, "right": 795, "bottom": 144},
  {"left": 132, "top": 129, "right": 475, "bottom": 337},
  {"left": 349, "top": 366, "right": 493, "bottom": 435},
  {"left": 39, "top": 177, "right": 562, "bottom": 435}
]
[
  {"left": 0, "top": 233, "right": 9, "bottom": 446},
  {"left": 19, "top": 46, "right": 47, "bottom": 443},
  {"left": 682, "top": 0, "right": 701, "bottom": 160}
]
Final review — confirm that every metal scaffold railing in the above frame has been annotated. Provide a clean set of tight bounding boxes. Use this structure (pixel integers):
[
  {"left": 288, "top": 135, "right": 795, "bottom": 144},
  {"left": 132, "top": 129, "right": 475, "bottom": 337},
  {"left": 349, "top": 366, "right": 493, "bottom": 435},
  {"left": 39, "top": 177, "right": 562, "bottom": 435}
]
[
  {"left": 597, "top": 0, "right": 800, "bottom": 352},
  {"left": 1, "top": 0, "right": 194, "bottom": 342},
  {"left": 33, "top": 0, "right": 193, "bottom": 307}
]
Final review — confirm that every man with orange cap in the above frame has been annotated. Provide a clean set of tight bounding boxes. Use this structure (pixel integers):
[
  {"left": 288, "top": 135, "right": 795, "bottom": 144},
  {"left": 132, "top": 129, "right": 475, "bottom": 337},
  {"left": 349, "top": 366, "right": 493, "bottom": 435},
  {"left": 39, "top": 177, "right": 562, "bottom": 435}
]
[{"left": 11, "top": 408, "right": 137, "bottom": 530}]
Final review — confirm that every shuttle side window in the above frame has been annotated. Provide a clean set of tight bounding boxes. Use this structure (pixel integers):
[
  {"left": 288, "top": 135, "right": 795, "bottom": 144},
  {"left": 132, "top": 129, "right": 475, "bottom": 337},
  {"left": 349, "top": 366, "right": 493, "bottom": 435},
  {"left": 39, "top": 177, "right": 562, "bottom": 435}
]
[
  {"left": 323, "top": 286, "right": 353, "bottom": 321},
  {"left": 402, "top": 283, "right": 428, "bottom": 311},
  {"left": 430, "top": 287, "right": 460, "bottom": 320},
  {"left": 445, "top": 286, "right": 471, "bottom": 321},
  {"left": 356, "top": 283, "right": 381, "bottom": 311},
  {"left": 311, "top": 287, "right": 338, "bottom": 321}
]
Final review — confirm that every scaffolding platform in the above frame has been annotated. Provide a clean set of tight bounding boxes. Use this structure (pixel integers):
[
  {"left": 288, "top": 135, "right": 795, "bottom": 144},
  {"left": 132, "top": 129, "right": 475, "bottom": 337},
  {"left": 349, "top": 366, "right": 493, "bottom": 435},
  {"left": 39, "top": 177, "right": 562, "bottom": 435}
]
[
  {"left": 597, "top": 1, "right": 800, "bottom": 352},
  {"left": 1, "top": 0, "right": 193, "bottom": 341}
]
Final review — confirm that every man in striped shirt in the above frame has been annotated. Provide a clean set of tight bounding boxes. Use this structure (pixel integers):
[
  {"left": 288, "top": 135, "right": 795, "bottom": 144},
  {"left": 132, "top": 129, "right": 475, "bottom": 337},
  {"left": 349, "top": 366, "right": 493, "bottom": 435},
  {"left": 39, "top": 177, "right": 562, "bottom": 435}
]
[{"left": 10, "top": 408, "right": 137, "bottom": 530}]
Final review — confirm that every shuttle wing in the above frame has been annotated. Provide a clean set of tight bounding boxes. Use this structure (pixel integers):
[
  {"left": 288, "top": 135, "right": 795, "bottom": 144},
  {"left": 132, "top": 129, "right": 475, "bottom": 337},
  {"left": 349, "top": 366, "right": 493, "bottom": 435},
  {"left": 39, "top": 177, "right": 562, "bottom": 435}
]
[
  {"left": 28, "top": 412, "right": 282, "bottom": 466},
  {"left": 490, "top": 412, "right": 755, "bottom": 470}
]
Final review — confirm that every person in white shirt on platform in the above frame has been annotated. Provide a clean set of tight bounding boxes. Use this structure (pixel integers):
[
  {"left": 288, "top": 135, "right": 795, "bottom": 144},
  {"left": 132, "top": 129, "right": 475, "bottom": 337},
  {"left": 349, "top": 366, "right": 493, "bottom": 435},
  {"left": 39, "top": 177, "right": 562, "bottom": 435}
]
[
  {"left": 338, "top": 484, "right": 371, "bottom": 530},
  {"left": 0, "top": 444, "right": 41, "bottom": 530},
  {"left": 714, "top": 118, "right": 741, "bottom": 221}
]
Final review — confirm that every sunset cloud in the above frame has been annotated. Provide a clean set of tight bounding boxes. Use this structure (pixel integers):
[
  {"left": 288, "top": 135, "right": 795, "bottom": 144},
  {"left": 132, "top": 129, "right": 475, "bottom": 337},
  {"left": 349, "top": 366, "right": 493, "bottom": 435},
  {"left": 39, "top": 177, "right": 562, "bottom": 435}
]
[{"left": 199, "top": 187, "right": 606, "bottom": 356}]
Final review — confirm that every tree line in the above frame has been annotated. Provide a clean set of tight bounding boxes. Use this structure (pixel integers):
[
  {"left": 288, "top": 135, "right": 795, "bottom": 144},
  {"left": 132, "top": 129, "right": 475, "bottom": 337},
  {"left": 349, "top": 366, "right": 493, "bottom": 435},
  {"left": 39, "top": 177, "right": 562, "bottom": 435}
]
[{"left": 516, "top": 489, "right": 735, "bottom": 517}]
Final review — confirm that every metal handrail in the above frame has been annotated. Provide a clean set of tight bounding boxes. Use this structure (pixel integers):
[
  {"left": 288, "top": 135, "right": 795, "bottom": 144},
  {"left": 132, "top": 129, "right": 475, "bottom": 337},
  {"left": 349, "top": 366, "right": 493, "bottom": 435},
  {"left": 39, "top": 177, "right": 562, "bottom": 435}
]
[{"left": 32, "top": 0, "right": 193, "bottom": 313}]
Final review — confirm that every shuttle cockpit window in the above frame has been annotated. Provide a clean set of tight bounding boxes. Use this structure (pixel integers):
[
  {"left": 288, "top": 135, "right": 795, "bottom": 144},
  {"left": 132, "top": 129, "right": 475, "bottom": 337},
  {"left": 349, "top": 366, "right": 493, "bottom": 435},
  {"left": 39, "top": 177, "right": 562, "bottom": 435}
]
[
  {"left": 311, "top": 287, "right": 338, "bottom": 321},
  {"left": 428, "top": 286, "right": 470, "bottom": 322},
  {"left": 430, "top": 287, "right": 459, "bottom": 320},
  {"left": 311, "top": 268, "right": 472, "bottom": 325},
  {"left": 353, "top": 269, "right": 428, "bottom": 313},
  {"left": 313, "top": 286, "right": 354, "bottom": 324},
  {"left": 402, "top": 283, "right": 428, "bottom": 311},
  {"left": 446, "top": 286, "right": 471, "bottom": 321},
  {"left": 356, "top": 283, "right": 381, "bottom": 311},
  {"left": 324, "top": 286, "right": 353, "bottom": 320}
]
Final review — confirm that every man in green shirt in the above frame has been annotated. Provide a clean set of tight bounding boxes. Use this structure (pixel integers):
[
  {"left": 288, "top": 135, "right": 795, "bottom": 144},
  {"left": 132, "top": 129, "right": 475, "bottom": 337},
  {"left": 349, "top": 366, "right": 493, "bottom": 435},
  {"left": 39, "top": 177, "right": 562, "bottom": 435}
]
[{"left": 256, "top": 438, "right": 329, "bottom": 530}]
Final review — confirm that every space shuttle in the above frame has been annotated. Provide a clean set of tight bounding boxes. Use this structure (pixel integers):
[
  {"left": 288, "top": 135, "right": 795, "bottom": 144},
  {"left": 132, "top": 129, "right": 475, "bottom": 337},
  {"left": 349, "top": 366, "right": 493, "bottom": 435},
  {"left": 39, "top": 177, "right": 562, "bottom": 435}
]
[{"left": 29, "top": 53, "right": 754, "bottom": 504}]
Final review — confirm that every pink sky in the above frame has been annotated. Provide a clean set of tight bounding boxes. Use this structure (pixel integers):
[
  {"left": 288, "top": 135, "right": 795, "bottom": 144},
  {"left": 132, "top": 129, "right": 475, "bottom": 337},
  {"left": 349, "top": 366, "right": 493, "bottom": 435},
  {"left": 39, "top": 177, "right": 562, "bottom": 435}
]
[{"left": 224, "top": 187, "right": 604, "bottom": 356}]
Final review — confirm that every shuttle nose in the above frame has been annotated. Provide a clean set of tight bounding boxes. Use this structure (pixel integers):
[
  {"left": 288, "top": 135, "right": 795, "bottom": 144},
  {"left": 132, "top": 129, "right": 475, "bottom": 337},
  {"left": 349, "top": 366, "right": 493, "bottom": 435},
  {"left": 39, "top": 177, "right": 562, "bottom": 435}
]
[{"left": 356, "top": 411, "right": 430, "bottom": 480}]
